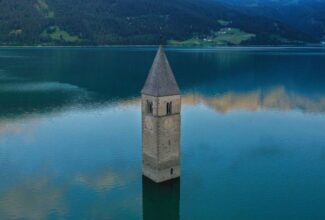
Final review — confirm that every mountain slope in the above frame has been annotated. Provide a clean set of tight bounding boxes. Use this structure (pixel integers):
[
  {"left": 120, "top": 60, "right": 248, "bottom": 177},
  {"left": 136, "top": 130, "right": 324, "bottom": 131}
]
[
  {"left": 216, "top": 0, "right": 325, "bottom": 41},
  {"left": 0, "top": 0, "right": 49, "bottom": 44},
  {"left": 0, "top": 0, "right": 318, "bottom": 45}
]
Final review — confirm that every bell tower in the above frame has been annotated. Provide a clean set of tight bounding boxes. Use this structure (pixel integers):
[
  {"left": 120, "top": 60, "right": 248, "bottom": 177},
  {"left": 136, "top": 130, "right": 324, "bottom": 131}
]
[{"left": 141, "top": 46, "right": 181, "bottom": 183}]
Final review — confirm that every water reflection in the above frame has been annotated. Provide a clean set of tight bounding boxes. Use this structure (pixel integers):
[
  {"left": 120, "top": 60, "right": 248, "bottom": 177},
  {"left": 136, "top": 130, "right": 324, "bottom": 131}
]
[
  {"left": 115, "top": 86, "right": 325, "bottom": 114},
  {"left": 1, "top": 47, "right": 325, "bottom": 119},
  {"left": 1, "top": 47, "right": 325, "bottom": 220},
  {"left": 182, "top": 86, "right": 325, "bottom": 113},
  {"left": 3, "top": 85, "right": 324, "bottom": 127},
  {"left": 0, "top": 168, "right": 141, "bottom": 220},
  {"left": 0, "top": 175, "right": 67, "bottom": 220},
  {"left": 142, "top": 176, "right": 180, "bottom": 220}
]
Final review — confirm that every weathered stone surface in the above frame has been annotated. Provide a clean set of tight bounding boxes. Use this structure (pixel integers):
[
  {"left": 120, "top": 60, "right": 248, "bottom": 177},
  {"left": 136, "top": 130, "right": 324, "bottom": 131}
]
[
  {"left": 143, "top": 164, "right": 180, "bottom": 183},
  {"left": 141, "top": 46, "right": 181, "bottom": 183}
]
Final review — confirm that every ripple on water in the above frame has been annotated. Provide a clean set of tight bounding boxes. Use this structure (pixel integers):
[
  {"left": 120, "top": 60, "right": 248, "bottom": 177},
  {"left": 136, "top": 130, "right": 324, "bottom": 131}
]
[
  {"left": 0, "top": 70, "right": 22, "bottom": 81},
  {"left": 0, "top": 82, "right": 83, "bottom": 92}
]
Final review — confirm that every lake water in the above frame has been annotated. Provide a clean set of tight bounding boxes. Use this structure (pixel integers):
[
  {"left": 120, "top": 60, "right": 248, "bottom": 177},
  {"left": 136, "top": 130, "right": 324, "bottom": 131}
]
[{"left": 0, "top": 47, "right": 325, "bottom": 220}]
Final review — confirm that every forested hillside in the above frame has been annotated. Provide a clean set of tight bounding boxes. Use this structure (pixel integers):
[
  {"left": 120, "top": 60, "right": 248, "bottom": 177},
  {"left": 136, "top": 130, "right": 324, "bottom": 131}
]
[
  {"left": 218, "top": 0, "right": 325, "bottom": 41},
  {"left": 0, "top": 0, "right": 319, "bottom": 45}
]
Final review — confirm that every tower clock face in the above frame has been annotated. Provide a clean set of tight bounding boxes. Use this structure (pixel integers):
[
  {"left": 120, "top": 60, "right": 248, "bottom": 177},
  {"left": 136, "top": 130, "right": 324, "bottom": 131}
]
[
  {"left": 164, "top": 118, "right": 174, "bottom": 129},
  {"left": 144, "top": 117, "right": 153, "bottom": 130}
]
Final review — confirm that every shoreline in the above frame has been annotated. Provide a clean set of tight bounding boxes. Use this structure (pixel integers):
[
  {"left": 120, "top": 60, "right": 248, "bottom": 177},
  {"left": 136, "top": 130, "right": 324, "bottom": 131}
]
[{"left": 0, "top": 44, "right": 324, "bottom": 49}]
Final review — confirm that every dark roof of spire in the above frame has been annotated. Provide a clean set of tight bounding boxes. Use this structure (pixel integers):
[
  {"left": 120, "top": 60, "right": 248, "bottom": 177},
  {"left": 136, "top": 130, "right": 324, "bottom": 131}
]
[{"left": 141, "top": 46, "right": 181, "bottom": 96}]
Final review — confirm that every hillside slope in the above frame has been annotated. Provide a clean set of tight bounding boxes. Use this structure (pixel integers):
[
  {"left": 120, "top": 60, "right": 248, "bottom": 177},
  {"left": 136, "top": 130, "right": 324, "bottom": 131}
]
[
  {"left": 217, "top": 0, "right": 325, "bottom": 41},
  {"left": 0, "top": 0, "right": 318, "bottom": 45}
]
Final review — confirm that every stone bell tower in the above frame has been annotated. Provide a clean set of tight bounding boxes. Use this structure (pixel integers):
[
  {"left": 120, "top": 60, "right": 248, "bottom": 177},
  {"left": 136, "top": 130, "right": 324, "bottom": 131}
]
[{"left": 141, "top": 46, "right": 181, "bottom": 183}]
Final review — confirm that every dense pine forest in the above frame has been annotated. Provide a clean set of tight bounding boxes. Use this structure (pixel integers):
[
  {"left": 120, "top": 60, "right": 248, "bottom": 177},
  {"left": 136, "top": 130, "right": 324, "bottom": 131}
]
[{"left": 0, "top": 0, "right": 322, "bottom": 46}]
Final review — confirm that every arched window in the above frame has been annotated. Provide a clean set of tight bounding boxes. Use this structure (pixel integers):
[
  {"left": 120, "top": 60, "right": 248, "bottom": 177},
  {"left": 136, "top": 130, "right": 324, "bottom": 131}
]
[
  {"left": 166, "top": 102, "right": 172, "bottom": 115},
  {"left": 146, "top": 100, "right": 153, "bottom": 114}
]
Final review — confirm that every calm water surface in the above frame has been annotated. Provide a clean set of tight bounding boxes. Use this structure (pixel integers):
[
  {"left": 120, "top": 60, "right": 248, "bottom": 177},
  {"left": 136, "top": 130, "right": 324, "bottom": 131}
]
[{"left": 0, "top": 47, "right": 325, "bottom": 220}]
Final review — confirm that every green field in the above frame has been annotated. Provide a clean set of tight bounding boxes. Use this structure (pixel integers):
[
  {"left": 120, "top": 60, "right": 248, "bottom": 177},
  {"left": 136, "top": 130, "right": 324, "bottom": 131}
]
[
  {"left": 41, "top": 26, "right": 81, "bottom": 43},
  {"left": 169, "top": 28, "right": 256, "bottom": 46}
]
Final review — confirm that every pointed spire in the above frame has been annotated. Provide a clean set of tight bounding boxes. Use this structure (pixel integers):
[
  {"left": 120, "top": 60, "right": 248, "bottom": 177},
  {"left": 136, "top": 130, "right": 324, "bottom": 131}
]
[{"left": 141, "top": 46, "right": 181, "bottom": 97}]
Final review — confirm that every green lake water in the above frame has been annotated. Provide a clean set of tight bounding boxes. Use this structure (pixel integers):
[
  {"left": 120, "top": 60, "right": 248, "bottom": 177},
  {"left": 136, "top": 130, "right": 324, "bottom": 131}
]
[{"left": 0, "top": 47, "right": 325, "bottom": 219}]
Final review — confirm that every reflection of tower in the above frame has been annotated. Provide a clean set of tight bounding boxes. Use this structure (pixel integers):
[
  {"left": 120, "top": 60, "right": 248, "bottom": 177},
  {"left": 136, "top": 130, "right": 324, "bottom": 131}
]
[
  {"left": 141, "top": 46, "right": 181, "bottom": 183},
  {"left": 142, "top": 176, "right": 180, "bottom": 220}
]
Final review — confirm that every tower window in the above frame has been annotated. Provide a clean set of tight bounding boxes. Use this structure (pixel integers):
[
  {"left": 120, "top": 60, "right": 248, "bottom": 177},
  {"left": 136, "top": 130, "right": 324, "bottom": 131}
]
[
  {"left": 146, "top": 100, "right": 153, "bottom": 114},
  {"left": 166, "top": 102, "right": 172, "bottom": 115},
  {"left": 170, "top": 168, "right": 174, "bottom": 175}
]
